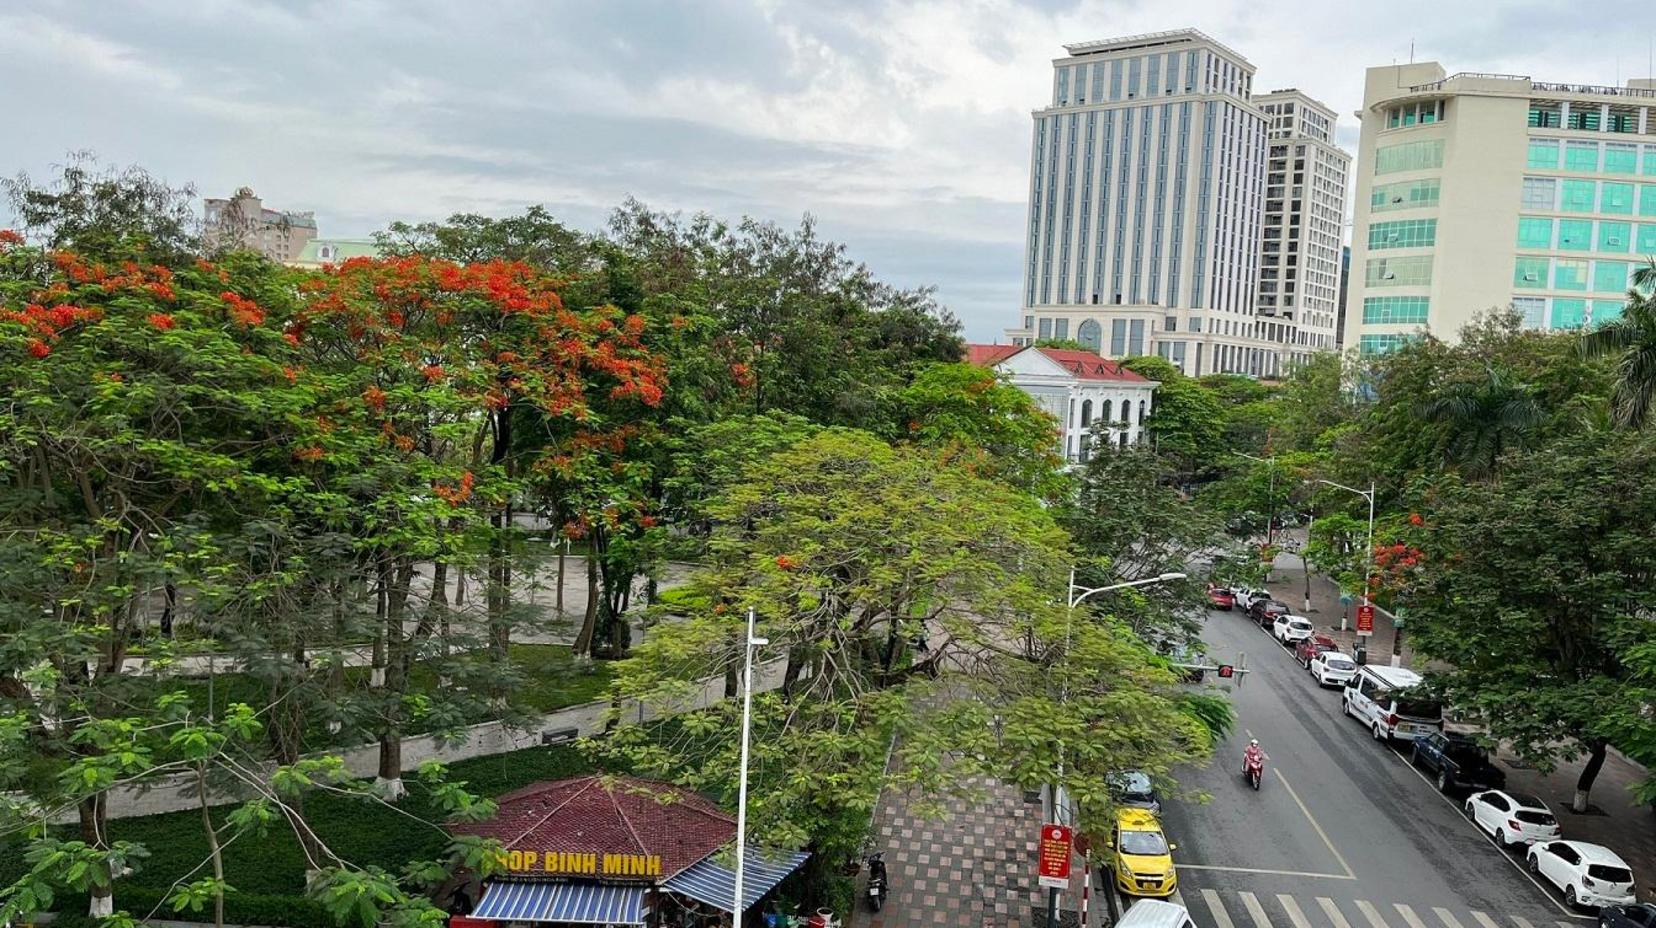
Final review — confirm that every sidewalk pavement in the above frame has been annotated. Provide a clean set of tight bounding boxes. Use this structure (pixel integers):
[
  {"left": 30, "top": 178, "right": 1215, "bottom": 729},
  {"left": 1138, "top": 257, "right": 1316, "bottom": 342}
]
[
  {"left": 1253, "top": 530, "right": 1656, "bottom": 898},
  {"left": 854, "top": 774, "right": 1088, "bottom": 928}
]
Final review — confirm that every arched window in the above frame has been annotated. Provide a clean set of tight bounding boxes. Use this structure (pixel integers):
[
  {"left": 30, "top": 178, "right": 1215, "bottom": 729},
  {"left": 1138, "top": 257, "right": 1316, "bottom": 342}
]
[
  {"left": 1138, "top": 399, "right": 1147, "bottom": 424},
  {"left": 1101, "top": 399, "right": 1113, "bottom": 424},
  {"left": 1077, "top": 319, "right": 1103, "bottom": 353},
  {"left": 1080, "top": 399, "right": 1093, "bottom": 427}
]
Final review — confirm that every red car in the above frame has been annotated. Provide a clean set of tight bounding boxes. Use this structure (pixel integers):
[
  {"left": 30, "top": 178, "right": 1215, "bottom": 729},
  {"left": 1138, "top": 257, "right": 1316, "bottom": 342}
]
[
  {"left": 1294, "top": 633, "right": 1338, "bottom": 667},
  {"left": 1207, "top": 586, "right": 1236, "bottom": 610}
]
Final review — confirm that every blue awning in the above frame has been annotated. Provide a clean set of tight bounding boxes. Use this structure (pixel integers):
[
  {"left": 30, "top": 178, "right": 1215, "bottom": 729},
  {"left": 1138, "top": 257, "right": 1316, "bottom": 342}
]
[
  {"left": 662, "top": 849, "right": 810, "bottom": 914},
  {"left": 472, "top": 880, "right": 647, "bottom": 924}
]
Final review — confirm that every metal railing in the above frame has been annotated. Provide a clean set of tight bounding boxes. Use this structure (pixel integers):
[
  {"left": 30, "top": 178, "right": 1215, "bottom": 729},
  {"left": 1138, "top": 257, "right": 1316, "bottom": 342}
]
[{"left": 1408, "top": 71, "right": 1530, "bottom": 92}]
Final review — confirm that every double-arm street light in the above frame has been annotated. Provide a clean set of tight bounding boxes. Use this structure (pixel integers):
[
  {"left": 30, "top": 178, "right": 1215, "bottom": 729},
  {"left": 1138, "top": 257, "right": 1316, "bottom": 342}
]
[{"left": 1316, "top": 479, "right": 1375, "bottom": 639}]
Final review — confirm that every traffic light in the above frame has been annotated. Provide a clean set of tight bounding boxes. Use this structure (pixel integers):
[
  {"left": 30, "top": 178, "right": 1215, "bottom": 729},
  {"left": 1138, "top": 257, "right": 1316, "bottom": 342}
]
[{"left": 1216, "top": 664, "right": 1235, "bottom": 678}]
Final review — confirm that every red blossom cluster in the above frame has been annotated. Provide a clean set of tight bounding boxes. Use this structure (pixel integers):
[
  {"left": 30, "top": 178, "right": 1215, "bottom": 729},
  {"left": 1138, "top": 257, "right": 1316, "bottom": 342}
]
[
  {"left": 50, "top": 253, "right": 177, "bottom": 300},
  {"left": 0, "top": 229, "right": 23, "bottom": 247},
  {"left": 1374, "top": 543, "right": 1423, "bottom": 570},
  {"left": 775, "top": 555, "right": 799, "bottom": 570},
  {"left": 1, "top": 302, "right": 104, "bottom": 348},
  {"left": 362, "top": 385, "right": 388, "bottom": 411},
  {"left": 220, "top": 291, "right": 265, "bottom": 327},
  {"left": 293, "top": 446, "right": 325, "bottom": 463},
  {"left": 728, "top": 362, "right": 755, "bottom": 388},
  {"left": 147, "top": 313, "right": 176, "bottom": 331},
  {"left": 433, "top": 472, "right": 475, "bottom": 507}
]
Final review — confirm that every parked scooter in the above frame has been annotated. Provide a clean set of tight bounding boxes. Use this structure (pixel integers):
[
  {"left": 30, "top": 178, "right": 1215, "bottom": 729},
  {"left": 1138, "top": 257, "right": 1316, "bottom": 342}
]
[{"left": 865, "top": 852, "right": 888, "bottom": 911}]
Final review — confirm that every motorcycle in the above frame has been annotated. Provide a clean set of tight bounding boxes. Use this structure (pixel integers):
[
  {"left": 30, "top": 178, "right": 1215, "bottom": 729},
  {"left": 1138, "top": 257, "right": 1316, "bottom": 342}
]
[
  {"left": 1243, "top": 750, "right": 1265, "bottom": 790},
  {"left": 865, "top": 852, "right": 888, "bottom": 912}
]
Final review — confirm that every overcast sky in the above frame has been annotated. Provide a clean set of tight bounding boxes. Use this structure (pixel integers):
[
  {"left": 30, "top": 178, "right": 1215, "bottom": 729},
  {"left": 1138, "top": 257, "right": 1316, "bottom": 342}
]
[{"left": 5, "top": 1, "right": 1655, "bottom": 340}]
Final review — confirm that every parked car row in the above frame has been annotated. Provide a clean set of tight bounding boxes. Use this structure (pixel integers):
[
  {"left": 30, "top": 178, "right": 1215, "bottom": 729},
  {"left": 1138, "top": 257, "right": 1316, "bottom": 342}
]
[{"left": 1218, "top": 584, "right": 1641, "bottom": 913}]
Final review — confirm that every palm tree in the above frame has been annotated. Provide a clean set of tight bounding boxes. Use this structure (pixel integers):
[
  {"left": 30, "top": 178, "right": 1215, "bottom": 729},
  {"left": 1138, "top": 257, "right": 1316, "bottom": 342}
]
[
  {"left": 1579, "top": 259, "right": 1656, "bottom": 428},
  {"left": 1417, "top": 364, "right": 1543, "bottom": 479}
]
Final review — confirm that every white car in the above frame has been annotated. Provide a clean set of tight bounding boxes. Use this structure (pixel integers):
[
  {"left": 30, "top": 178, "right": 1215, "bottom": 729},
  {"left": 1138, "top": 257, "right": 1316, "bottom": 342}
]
[
  {"left": 1464, "top": 790, "right": 1560, "bottom": 848},
  {"left": 1308, "top": 651, "right": 1357, "bottom": 687},
  {"left": 1526, "top": 840, "right": 1636, "bottom": 910},
  {"left": 1272, "top": 615, "right": 1314, "bottom": 645},
  {"left": 1233, "top": 587, "right": 1261, "bottom": 611}
]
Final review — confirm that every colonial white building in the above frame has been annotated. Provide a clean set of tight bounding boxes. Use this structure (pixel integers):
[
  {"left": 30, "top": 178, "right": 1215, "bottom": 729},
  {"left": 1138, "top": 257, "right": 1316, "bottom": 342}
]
[{"left": 969, "top": 344, "right": 1159, "bottom": 464}]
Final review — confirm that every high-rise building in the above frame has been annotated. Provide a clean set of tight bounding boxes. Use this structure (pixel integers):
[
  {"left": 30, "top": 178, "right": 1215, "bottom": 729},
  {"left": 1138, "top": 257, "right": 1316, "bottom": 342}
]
[
  {"left": 203, "top": 187, "right": 317, "bottom": 263},
  {"left": 1347, "top": 64, "right": 1656, "bottom": 355},
  {"left": 1254, "top": 89, "right": 1350, "bottom": 365},
  {"left": 1004, "top": 29, "right": 1348, "bottom": 378}
]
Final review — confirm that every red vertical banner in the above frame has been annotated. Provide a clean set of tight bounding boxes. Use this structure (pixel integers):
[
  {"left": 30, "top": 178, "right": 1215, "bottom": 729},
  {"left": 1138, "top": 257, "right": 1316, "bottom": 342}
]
[
  {"left": 1038, "top": 824, "right": 1073, "bottom": 889},
  {"left": 1356, "top": 604, "right": 1375, "bottom": 634}
]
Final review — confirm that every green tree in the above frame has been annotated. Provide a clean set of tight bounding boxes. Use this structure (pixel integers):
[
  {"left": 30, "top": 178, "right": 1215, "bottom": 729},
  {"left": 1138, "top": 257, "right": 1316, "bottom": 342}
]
[
  {"left": 1121, "top": 356, "right": 1226, "bottom": 478},
  {"left": 1416, "top": 364, "right": 1543, "bottom": 479},
  {"left": 1579, "top": 259, "right": 1656, "bottom": 429},
  {"left": 2, "top": 152, "right": 200, "bottom": 263},
  {"left": 1273, "top": 352, "right": 1356, "bottom": 452},
  {"left": 1405, "top": 431, "right": 1656, "bottom": 811}
]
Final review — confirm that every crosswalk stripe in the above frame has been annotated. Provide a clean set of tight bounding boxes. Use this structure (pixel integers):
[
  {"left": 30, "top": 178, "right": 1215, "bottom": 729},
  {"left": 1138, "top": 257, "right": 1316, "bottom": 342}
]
[
  {"left": 1318, "top": 896, "right": 1354, "bottom": 928},
  {"left": 1511, "top": 918, "right": 1535, "bottom": 928},
  {"left": 1355, "top": 900, "right": 1393, "bottom": 928},
  {"left": 1277, "top": 895, "right": 1314, "bottom": 928},
  {"left": 1239, "top": 891, "right": 1274, "bottom": 928},
  {"left": 1434, "top": 908, "right": 1466, "bottom": 928},
  {"left": 1558, "top": 923, "right": 1580, "bottom": 928},
  {"left": 1394, "top": 904, "right": 1430, "bottom": 928},
  {"left": 1469, "top": 913, "right": 1500, "bottom": 928},
  {"left": 1202, "top": 889, "right": 1237, "bottom": 928}
]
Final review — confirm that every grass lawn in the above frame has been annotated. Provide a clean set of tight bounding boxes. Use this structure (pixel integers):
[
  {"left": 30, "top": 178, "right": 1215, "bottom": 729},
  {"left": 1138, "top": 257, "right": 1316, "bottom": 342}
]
[{"left": 0, "top": 743, "right": 606, "bottom": 926}]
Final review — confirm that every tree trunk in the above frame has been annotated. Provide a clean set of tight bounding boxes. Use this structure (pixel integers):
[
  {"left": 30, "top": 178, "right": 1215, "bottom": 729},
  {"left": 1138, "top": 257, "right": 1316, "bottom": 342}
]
[
  {"left": 376, "top": 557, "right": 415, "bottom": 801},
  {"left": 160, "top": 581, "right": 178, "bottom": 639},
  {"left": 486, "top": 408, "right": 514, "bottom": 664},
  {"left": 198, "top": 765, "right": 225, "bottom": 928},
  {"left": 79, "top": 792, "right": 112, "bottom": 918},
  {"left": 556, "top": 542, "right": 567, "bottom": 614},
  {"left": 572, "top": 555, "right": 599, "bottom": 657},
  {"left": 781, "top": 645, "right": 806, "bottom": 698},
  {"left": 1574, "top": 739, "right": 1609, "bottom": 813}
]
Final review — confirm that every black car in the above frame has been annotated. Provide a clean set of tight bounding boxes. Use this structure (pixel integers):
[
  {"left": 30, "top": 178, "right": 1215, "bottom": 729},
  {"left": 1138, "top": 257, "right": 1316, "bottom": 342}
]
[
  {"left": 1411, "top": 732, "right": 1507, "bottom": 793},
  {"left": 1600, "top": 903, "right": 1656, "bottom": 928},
  {"left": 1248, "top": 598, "right": 1289, "bottom": 629}
]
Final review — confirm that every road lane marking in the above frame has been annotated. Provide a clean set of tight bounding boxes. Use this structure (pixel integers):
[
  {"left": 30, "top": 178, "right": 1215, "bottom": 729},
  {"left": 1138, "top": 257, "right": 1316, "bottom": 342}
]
[
  {"left": 1178, "top": 863, "right": 1354, "bottom": 879},
  {"left": 1511, "top": 918, "right": 1535, "bottom": 928},
  {"left": 1273, "top": 766, "right": 1356, "bottom": 879},
  {"left": 1379, "top": 742, "right": 1592, "bottom": 920},
  {"left": 1433, "top": 908, "right": 1465, "bottom": 928},
  {"left": 1318, "top": 897, "right": 1353, "bottom": 928},
  {"left": 1276, "top": 895, "right": 1314, "bottom": 928},
  {"left": 1202, "top": 889, "right": 1237, "bottom": 928},
  {"left": 1355, "top": 900, "right": 1392, "bottom": 928},
  {"left": 1470, "top": 912, "right": 1501, "bottom": 928},
  {"left": 1239, "top": 892, "right": 1274, "bottom": 928},
  {"left": 1394, "top": 905, "right": 1430, "bottom": 928},
  {"left": 1557, "top": 923, "right": 1580, "bottom": 928}
]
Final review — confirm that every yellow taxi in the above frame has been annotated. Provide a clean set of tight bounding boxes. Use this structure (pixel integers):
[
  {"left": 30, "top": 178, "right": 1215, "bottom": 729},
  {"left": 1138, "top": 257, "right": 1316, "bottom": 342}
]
[{"left": 1107, "top": 807, "right": 1178, "bottom": 898}]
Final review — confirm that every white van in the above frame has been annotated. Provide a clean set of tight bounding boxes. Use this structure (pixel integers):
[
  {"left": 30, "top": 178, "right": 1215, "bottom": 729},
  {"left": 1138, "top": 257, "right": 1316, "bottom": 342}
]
[
  {"left": 1115, "top": 899, "right": 1196, "bottom": 928},
  {"left": 1342, "top": 665, "right": 1443, "bottom": 743}
]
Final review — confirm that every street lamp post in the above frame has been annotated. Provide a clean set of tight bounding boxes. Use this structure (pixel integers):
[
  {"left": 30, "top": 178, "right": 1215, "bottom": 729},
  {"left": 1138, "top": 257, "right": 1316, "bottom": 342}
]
[
  {"left": 1317, "top": 480, "right": 1375, "bottom": 640},
  {"left": 1052, "top": 571, "right": 1186, "bottom": 928},
  {"left": 732, "top": 607, "right": 768, "bottom": 925}
]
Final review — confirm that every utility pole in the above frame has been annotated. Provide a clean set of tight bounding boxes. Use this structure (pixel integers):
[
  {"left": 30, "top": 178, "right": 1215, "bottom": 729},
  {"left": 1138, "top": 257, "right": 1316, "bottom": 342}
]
[
  {"left": 733, "top": 608, "right": 767, "bottom": 925},
  {"left": 1318, "top": 479, "right": 1376, "bottom": 639}
]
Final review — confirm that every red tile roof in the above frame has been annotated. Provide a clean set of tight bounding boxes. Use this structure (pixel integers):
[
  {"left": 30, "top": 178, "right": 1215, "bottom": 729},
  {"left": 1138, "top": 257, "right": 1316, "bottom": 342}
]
[
  {"left": 451, "top": 775, "right": 735, "bottom": 880},
  {"left": 1035, "top": 348, "right": 1151, "bottom": 383},
  {"left": 965, "top": 343, "right": 1023, "bottom": 366},
  {"left": 963, "top": 343, "right": 1151, "bottom": 384}
]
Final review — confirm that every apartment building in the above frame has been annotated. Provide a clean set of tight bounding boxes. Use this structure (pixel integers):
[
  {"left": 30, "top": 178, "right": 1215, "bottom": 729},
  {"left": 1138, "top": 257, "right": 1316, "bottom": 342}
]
[
  {"left": 1255, "top": 89, "right": 1350, "bottom": 366},
  {"left": 203, "top": 187, "right": 317, "bottom": 263},
  {"left": 1347, "top": 64, "right": 1656, "bottom": 354}
]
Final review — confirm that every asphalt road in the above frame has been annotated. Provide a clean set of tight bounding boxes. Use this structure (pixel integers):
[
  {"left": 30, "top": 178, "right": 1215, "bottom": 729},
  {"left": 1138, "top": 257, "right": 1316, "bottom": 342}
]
[{"left": 1135, "top": 607, "right": 1593, "bottom": 928}]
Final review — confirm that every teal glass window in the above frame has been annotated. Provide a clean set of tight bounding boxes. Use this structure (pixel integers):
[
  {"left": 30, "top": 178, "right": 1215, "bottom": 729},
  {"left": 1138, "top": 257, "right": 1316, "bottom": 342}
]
[
  {"left": 1568, "top": 108, "right": 1602, "bottom": 131},
  {"left": 1368, "top": 219, "right": 1437, "bottom": 250},
  {"left": 1551, "top": 299, "right": 1587, "bottom": 328},
  {"left": 1366, "top": 256, "right": 1434, "bottom": 286},
  {"left": 1641, "top": 185, "right": 1656, "bottom": 217},
  {"left": 1640, "top": 224, "right": 1656, "bottom": 252},
  {"left": 1603, "top": 182, "right": 1635, "bottom": 215},
  {"left": 1557, "top": 220, "right": 1593, "bottom": 250},
  {"left": 1516, "top": 217, "right": 1553, "bottom": 248},
  {"left": 1362, "top": 296, "right": 1430, "bottom": 324},
  {"left": 1594, "top": 260, "right": 1630, "bottom": 293},
  {"left": 1370, "top": 179, "right": 1441, "bottom": 212},
  {"left": 1555, "top": 259, "right": 1589, "bottom": 290},
  {"left": 1514, "top": 257, "right": 1549, "bottom": 288},
  {"left": 1513, "top": 297, "right": 1547, "bottom": 328},
  {"left": 1359, "top": 334, "right": 1412, "bottom": 355},
  {"left": 1594, "top": 300, "right": 1626, "bottom": 325},
  {"left": 1644, "top": 146, "right": 1656, "bottom": 176},
  {"left": 1375, "top": 139, "right": 1445, "bottom": 175},
  {"left": 1598, "top": 221, "right": 1632, "bottom": 253},
  {"left": 1561, "top": 179, "right": 1596, "bottom": 212},
  {"left": 1527, "top": 139, "right": 1559, "bottom": 169},
  {"left": 1605, "top": 145, "right": 1639, "bottom": 174},
  {"left": 1529, "top": 105, "right": 1561, "bottom": 128},
  {"left": 1566, "top": 142, "right": 1600, "bottom": 172}
]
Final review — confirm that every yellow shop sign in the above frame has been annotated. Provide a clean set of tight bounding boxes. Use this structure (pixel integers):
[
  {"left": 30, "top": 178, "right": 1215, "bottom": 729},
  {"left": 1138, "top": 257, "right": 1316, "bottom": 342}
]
[{"left": 499, "top": 850, "right": 663, "bottom": 877}]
